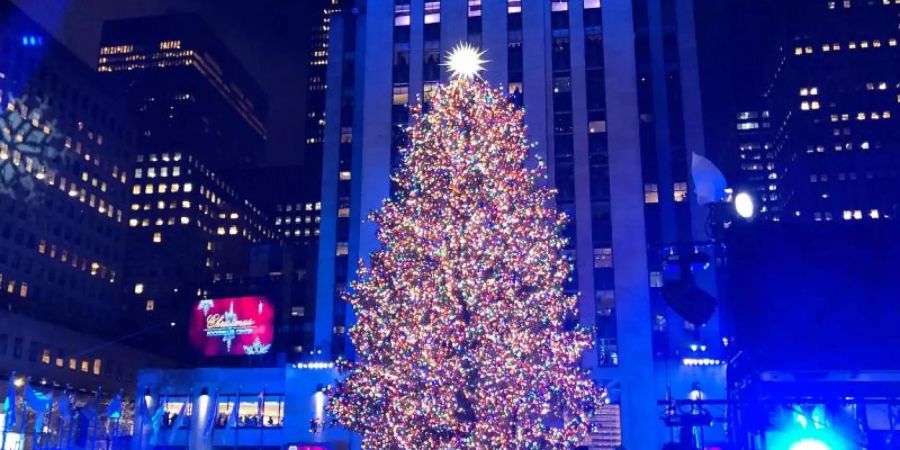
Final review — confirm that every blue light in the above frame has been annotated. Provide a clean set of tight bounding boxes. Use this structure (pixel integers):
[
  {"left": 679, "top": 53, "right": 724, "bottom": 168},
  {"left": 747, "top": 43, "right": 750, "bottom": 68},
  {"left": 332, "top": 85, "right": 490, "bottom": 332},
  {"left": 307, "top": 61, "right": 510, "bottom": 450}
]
[
  {"left": 28, "top": 36, "right": 36, "bottom": 46},
  {"left": 788, "top": 439, "right": 831, "bottom": 450}
]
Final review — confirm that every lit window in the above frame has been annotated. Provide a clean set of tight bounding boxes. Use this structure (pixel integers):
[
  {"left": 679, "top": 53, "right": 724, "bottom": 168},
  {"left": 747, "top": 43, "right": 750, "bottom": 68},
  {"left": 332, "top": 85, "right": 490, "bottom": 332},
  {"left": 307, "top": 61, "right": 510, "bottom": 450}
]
[
  {"left": 41, "top": 348, "right": 51, "bottom": 364},
  {"left": 129, "top": 219, "right": 139, "bottom": 227},
  {"left": 80, "top": 360, "right": 89, "bottom": 373},
  {"left": 228, "top": 226, "right": 238, "bottom": 235},
  {"left": 870, "top": 209, "right": 880, "bottom": 219},
  {"left": 134, "top": 283, "right": 144, "bottom": 294},
  {"left": 19, "top": 282, "right": 27, "bottom": 298},
  {"left": 182, "top": 200, "right": 191, "bottom": 208},
  {"left": 338, "top": 207, "right": 350, "bottom": 218},
  {"left": 152, "top": 232, "right": 162, "bottom": 243},
  {"left": 588, "top": 120, "right": 607, "bottom": 134},
  {"left": 339, "top": 171, "right": 351, "bottom": 181},
  {"left": 336, "top": 242, "right": 349, "bottom": 256},
  {"left": 217, "top": 227, "right": 226, "bottom": 235},
  {"left": 184, "top": 183, "right": 193, "bottom": 192},
  {"left": 144, "top": 184, "right": 154, "bottom": 194},
  {"left": 180, "top": 217, "right": 190, "bottom": 224},
  {"left": 673, "top": 182, "right": 688, "bottom": 202},
  {"left": 68, "top": 358, "right": 77, "bottom": 370},
  {"left": 644, "top": 184, "right": 659, "bottom": 204},
  {"left": 133, "top": 185, "right": 141, "bottom": 195},
  {"left": 92, "top": 359, "right": 102, "bottom": 375},
  {"left": 593, "top": 247, "right": 613, "bottom": 268},
  {"left": 392, "top": 85, "right": 409, "bottom": 105},
  {"left": 146, "top": 299, "right": 155, "bottom": 311}
]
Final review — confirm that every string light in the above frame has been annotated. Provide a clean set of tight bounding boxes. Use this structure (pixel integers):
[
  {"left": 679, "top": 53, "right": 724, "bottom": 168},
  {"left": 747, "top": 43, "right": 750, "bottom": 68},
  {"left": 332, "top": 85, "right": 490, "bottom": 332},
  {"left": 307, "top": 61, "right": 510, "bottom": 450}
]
[{"left": 329, "top": 66, "right": 602, "bottom": 449}]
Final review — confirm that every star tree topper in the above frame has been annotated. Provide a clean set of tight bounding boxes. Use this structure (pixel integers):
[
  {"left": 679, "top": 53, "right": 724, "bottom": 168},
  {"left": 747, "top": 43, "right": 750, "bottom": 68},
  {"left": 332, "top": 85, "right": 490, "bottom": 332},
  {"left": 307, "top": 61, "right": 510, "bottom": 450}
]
[{"left": 443, "top": 42, "right": 488, "bottom": 79}]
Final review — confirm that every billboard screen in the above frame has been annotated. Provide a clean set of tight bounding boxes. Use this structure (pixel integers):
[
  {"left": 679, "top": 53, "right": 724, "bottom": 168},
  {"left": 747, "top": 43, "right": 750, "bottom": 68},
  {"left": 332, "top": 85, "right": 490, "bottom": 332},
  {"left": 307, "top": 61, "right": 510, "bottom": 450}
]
[{"left": 189, "top": 296, "right": 274, "bottom": 357}]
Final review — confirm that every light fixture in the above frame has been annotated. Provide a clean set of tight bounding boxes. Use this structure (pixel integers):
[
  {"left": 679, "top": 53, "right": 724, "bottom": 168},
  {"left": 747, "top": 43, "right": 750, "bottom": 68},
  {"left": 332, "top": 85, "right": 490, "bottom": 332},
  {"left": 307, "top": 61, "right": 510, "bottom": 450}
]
[{"left": 734, "top": 191, "right": 755, "bottom": 219}]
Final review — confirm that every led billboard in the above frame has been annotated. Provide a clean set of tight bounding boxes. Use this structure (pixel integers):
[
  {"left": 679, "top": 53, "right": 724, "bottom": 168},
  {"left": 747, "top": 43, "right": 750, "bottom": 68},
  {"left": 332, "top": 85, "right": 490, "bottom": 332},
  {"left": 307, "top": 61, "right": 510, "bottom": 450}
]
[{"left": 189, "top": 296, "right": 274, "bottom": 356}]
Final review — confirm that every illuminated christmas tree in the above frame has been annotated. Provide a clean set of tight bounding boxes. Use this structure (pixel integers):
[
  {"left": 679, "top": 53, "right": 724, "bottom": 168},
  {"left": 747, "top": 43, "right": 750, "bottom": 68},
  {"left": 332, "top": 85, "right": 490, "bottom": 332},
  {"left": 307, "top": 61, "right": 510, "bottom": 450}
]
[{"left": 330, "top": 44, "right": 602, "bottom": 449}]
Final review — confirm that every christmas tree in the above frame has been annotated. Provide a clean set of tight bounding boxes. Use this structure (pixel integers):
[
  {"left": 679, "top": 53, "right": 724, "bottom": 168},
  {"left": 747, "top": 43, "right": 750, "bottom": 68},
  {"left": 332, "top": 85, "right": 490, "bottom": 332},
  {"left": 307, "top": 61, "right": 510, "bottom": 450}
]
[{"left": 330, "top": 44, "right": 602, "bottom": 449}]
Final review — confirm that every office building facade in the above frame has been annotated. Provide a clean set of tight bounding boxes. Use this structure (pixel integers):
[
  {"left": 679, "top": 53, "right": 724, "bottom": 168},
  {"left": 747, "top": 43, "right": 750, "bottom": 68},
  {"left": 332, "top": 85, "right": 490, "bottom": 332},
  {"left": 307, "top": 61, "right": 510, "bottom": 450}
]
[
  {"left": 0, "top": 1, "right": 175, "bottom": 408},
  {"left": 96, "top": 14, "right": 275, "bottom": 358},
  {"left": 315, "top": 1, "right": 728, "bottom": 448},
  {"left": 757, "top": 0, "right": 900, "bottom": 223},
  {"left": 1, "top": 1, "right": 135, "bottom": 334}
]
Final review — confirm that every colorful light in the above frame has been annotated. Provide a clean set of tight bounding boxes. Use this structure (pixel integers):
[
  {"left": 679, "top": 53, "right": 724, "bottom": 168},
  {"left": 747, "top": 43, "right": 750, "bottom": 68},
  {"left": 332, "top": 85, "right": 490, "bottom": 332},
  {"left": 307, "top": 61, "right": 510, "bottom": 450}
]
[{"left": 328, "top": 63, "right": 602, "bottom": 449}]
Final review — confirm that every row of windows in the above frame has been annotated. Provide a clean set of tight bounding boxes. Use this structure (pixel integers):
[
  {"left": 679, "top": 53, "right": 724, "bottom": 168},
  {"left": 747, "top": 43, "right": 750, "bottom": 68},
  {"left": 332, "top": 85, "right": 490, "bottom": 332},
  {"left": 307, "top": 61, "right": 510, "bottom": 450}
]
[
  {"left": 827, "top": 111, "right": 892, "bottom": 121},
  {"left": 794, "top": 37, "right": 898, "bottom": 55},
  {"left": 0, "top": 273, "right": 28, "bottom": 297},
  {"left": 643, "top": 183, "right": 689, "bottom": 204},
  {"left": 36, "top": 239, "right": 115, "bottom": 281}
]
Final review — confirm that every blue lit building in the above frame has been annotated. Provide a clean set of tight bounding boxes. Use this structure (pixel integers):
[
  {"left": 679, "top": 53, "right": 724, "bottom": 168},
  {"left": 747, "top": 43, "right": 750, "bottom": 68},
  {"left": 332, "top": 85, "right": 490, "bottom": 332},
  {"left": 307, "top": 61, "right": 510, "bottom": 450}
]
[{"left": 313, "top": 1, "right": 730, "bottom": 448}]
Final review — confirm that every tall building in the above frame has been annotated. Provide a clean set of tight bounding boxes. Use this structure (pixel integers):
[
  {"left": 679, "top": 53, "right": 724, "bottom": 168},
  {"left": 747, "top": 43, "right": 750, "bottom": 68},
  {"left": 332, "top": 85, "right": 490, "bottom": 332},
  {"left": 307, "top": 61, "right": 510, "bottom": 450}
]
[
  {"left": 750, "top": 0, "right": 900, "bottom": 223},
  {"left": 304, "top": 0, "right": 344, "bottom": 179},
  {"left": 1, "top": 0, "right": 169, "bottom": 397},
  {"left": 315, "top": 1, "right": 728, "bottom": 448},
  {"left": 96, "top": 14, "right": 276, "bottom": 358},
  {"left": 734, "top": 108, "right": 776, "bottom": 220}
]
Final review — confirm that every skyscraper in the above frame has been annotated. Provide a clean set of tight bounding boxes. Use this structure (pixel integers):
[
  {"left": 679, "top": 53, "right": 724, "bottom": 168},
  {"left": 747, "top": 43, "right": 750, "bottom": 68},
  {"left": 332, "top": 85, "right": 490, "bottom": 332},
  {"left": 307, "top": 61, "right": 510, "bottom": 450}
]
[
  {"left": 97, "top": 14, "right": 275, "bottom": 357},
  {"left": 740, "top": 0, "right": 900, "bottom": 223},
  {"left": 315, "top": 1, "right": 728, "bottom": 448},
  {"left": 1, "top": 0, "right": 169, "bottom": 395}
]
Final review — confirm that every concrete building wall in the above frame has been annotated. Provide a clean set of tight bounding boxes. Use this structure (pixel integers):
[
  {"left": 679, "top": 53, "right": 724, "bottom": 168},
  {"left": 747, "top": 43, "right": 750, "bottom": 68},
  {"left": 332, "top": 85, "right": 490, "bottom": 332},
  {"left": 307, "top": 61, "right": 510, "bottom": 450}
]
[{"left": 315, "top": 2, "right": 723, "bottom": 448}]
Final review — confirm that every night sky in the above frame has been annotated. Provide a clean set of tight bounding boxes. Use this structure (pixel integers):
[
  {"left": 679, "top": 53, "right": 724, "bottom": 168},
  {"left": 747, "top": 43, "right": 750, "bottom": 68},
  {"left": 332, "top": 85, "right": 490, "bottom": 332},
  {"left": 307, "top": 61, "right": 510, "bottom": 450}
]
[{"left": 12, "top": 0, "right": 318, "bottom": 167}]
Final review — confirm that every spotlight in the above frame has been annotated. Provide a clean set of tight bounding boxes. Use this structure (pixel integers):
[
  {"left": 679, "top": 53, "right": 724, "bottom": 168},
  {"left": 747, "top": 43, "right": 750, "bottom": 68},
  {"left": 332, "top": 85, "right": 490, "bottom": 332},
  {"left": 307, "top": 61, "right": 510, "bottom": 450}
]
[
  {"left": 788, "top": 438, "right": 831, "bottom": 450},
  {"left": 734, "top": 192, "right": 755, "bottom": 219}
]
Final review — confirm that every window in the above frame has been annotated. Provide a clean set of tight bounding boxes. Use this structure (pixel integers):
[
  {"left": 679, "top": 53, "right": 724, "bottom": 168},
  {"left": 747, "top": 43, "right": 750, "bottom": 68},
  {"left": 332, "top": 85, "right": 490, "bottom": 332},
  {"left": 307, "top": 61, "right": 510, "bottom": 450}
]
[
  {"left": 19, "top": 282, "right": 28, "bottom": 298},
  {"left": 650, "top": 271, "right": 663, "bottom": 288},
  {"left": 69, "top": 358, "right": 77, "bottom": 370},
  {"left": 41, "top": 348, "right": 51, "bottom": 364},
  {"left": 152, "top": 232, "right": 162, "bottom": 243},
  {"left": 673, "top": 182, "right": 688, "bottom": 202},
  {"left": 588, "top": 120, "right": 606, "bottom": 134},
  {"left": 644, "top": 184, "right": 659, "bottom": 204},
  {"left": 134, "top": 283, "right": 144, "bottom": 294},
  {"left": 593, "top": 247, "right": 613, "bottom": 268},
  {"left": 392, "top": 86, "right": 409, "bottom": 105},
  {"left": 93, "top": 359, "right": 102, "bottom": 375},
  {"left": 336, "top": 242, "right": 349, "bottom": 256},
  {"left": 146, "top": 299, "right": 155, "bottom": 311},
  {"left": 81, "top": 360, "right": 89, "bottom": 373}
]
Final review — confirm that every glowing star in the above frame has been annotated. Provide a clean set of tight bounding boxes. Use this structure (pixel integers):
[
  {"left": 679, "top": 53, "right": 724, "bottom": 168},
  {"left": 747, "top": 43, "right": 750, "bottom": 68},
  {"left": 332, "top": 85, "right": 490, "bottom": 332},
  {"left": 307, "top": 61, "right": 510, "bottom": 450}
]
[{"left": 443, "top": 42, "right": 487, "bottom": 79}]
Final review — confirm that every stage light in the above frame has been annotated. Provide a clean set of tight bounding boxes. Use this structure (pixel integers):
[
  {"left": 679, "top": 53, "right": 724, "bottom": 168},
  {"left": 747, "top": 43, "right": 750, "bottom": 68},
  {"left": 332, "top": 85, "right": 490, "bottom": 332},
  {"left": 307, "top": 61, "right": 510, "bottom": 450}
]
[
  {"left": 735, "top": 192, "right": 755, "bottom": 218},
  {"left": 789, "top": 439, "right": 831, "bottom": 450}
]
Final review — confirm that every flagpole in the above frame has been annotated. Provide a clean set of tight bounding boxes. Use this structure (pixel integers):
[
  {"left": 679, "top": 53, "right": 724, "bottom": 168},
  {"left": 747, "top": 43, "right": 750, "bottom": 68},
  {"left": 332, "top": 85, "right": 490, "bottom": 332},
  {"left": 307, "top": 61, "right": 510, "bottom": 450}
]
[
  {"left": 233, "top": 387, "right": 239, "bottom": 450},
  {"left": 257, "top": 389, "right": 263, "bottom": 450},
  {"left": 90, "top": 388, "right": 101, "bottom": 450}
]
